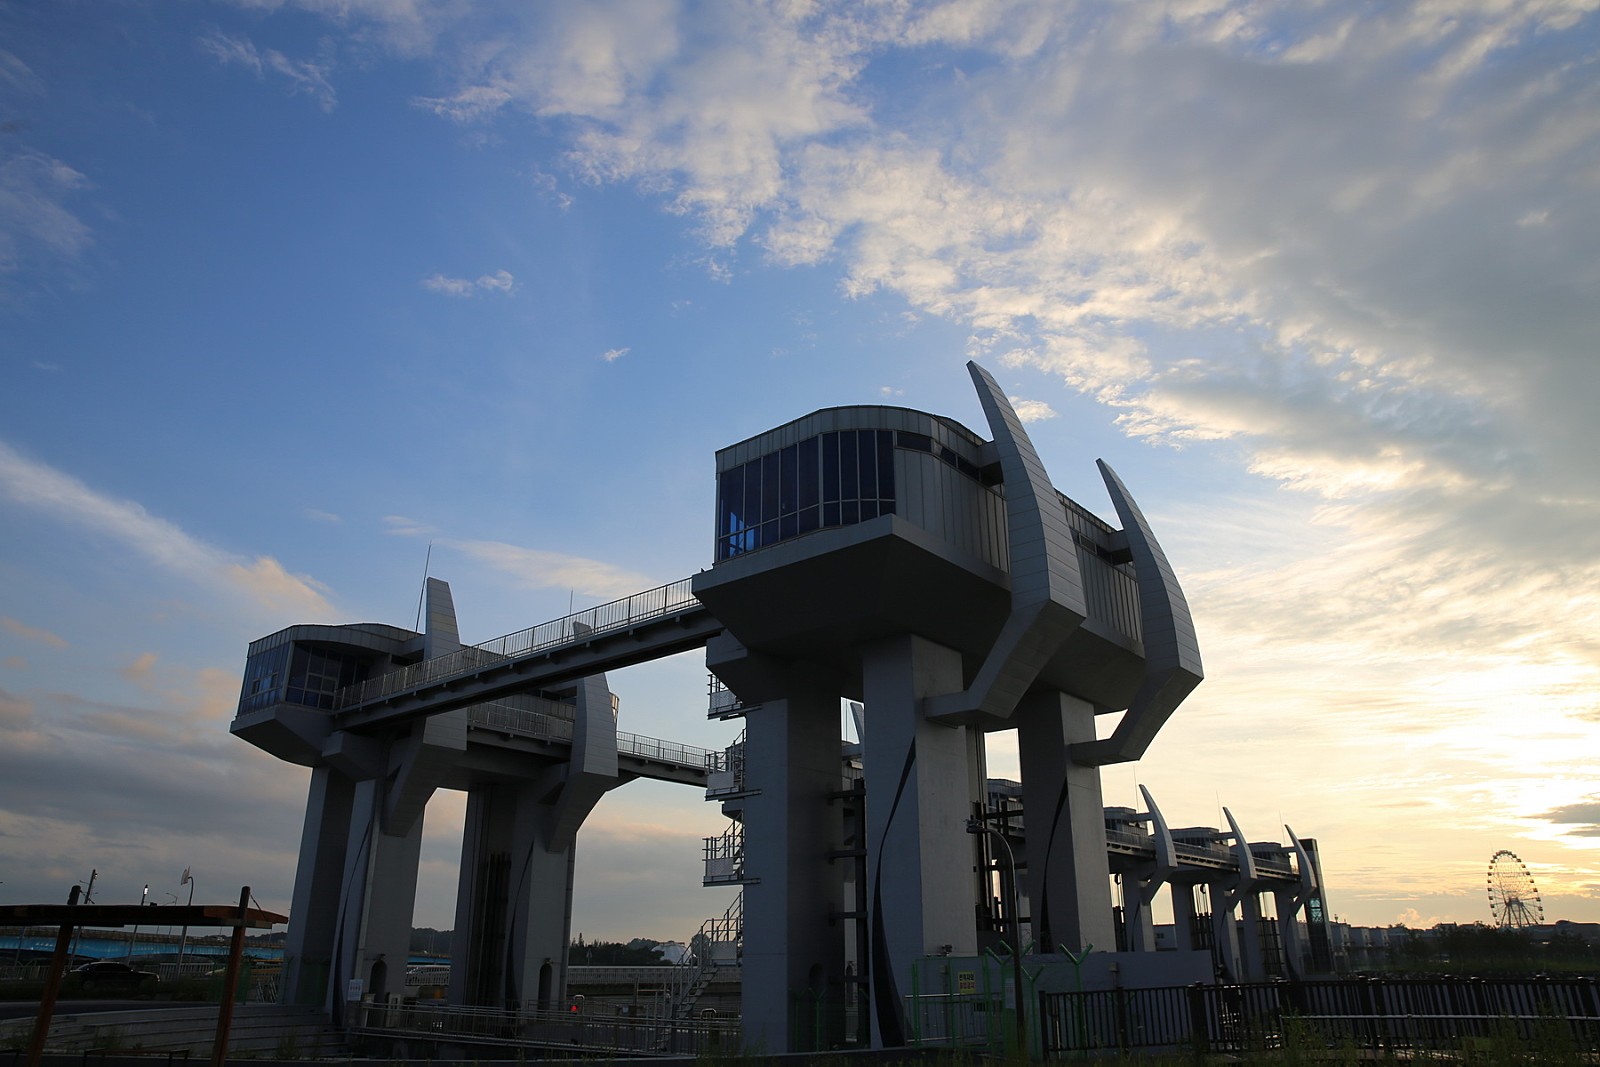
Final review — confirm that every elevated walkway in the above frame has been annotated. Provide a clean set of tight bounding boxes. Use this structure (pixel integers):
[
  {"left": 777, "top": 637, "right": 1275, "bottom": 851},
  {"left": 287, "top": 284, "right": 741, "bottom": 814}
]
[
  {"left": 468, "top": 700, "right": 709, "bottom": 786},
  {"left": 331, "top": 579, "right": 721, "bottom": 731}
]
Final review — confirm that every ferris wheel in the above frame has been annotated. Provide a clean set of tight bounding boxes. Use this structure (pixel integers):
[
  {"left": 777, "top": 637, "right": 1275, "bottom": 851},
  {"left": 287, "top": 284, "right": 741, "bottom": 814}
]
[{"left": 1487, "top": 849, "right": 1544, "bottom": 928}]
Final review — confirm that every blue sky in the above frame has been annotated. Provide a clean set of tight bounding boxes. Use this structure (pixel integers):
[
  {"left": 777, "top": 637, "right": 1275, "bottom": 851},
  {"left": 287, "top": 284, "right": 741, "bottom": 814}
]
[{"left": 3, "top": 0, "right": 1599, "bottom": 941}]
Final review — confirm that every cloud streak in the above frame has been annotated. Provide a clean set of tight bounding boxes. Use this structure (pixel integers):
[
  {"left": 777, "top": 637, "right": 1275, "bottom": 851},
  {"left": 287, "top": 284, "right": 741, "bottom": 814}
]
[
  {"left": 0, "top": 440, "right": 335, "bottom": 619},
  {"left": 420, "top": 269, "right": 515, "bottom": 296}
]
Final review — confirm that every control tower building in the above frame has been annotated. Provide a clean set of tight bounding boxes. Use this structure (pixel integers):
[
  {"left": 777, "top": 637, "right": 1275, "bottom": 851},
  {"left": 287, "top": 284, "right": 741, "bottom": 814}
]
[{"left": 694, "top": 362, "right": 1203, "bottom": 1048}]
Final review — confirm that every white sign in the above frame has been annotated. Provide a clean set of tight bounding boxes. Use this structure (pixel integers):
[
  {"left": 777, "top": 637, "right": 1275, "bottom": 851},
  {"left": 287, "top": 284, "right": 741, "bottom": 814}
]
[{"left": 346, "top": 978, "right": 365, "bottom": 1001}]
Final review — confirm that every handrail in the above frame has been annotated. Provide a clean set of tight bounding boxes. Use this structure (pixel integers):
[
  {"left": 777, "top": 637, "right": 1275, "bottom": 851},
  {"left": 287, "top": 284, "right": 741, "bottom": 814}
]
[
  {"left": 334, "top": 578, "right": 701, "bottom": 710},
  {"left": 670, "top": 892, "right": 743, "bottom": 1019},
  {"left": 468, "top": 701, "right": 711, "bottom": 773}
]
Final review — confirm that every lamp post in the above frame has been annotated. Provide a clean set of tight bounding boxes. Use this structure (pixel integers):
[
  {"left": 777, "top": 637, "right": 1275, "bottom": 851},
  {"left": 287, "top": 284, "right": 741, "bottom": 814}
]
[
  {"left": 129, "top": 884, "right": 149, "bottom": 962},
  {"left": 177, "top": 869, "right": 195, "bottom": 976},
  {"left": 967, "top": 818, "right": 1026, "bottom": 1054}
]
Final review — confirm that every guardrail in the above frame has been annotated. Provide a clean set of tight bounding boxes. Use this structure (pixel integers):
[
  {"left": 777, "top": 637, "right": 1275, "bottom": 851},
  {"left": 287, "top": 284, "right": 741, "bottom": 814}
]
[
  {"left": 351, "top": 999, "right": 739, "bottom": 1058},
  {"left": 335, "top": 578, "right": 702, "bottom": 710}
]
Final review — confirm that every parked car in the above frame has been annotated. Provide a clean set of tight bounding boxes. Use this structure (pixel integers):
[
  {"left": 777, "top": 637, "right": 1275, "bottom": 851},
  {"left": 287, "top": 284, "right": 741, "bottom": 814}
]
[{"left": 74, "top": 960, "right": 160, "bottom": 991}]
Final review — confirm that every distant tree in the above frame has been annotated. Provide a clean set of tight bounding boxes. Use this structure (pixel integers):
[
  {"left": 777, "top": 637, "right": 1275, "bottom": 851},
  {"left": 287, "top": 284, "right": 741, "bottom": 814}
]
[{"left": 568, "top": 938, "right": 672, "bottom": 966}]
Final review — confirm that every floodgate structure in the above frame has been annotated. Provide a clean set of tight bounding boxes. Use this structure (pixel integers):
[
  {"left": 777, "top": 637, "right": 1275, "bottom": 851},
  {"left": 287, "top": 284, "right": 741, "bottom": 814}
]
[{"left": 231, "top": 362, "right": 1333, "bottom": 1053}]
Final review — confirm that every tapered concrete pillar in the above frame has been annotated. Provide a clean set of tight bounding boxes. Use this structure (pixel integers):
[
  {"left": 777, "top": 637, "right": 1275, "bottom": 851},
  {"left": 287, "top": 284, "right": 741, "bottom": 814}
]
[
  {"left": 1274, "top": 888, "right": 1306, "bottom": 979},
  {"left": 861, "top": 634, "right": 978, "bottom": 1048},
  {"left": 1239, "top": 893, "right": 1268, "bottom": 980},
  {"left": 349, "top": 780, "right": 425, "bottom": 1004},
  {"left": 283, "top": 767, "right": 355, "bottom": 1007},
  {"left": 740, "top": 682, "right": 847, "bottom": 1053},
  {"left": 1208, "top": 881, "right": 1243, "bottom": 981},
  {"left": 450, "top": 778, "right": 572, "bottom": 1008},
  {"left": 1171, "top": 883, "right": 1201, "bottom": 953},
  {"left": 1015, "top": 690, "right": 1115, "bottom": 955}
]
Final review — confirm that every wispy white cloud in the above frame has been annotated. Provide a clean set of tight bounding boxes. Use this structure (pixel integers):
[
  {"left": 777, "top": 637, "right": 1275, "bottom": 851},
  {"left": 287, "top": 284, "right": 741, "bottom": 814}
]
[
  {"left": 1, "top": 617, "right": 68, "bottom": 649},
  {"left": 1009, "top": 397, "right": 1056, "bottom": 423},
  {"left": 198, "top": 28, "right": 338, "bottom": 111},
  {"left": 0, "top": 440, "right": 335, "bottom": 619},
  {"left": 420, "top": 269, "right": 515, "bottom": 296},
  {"left": 452, "top": 541, "right": 659, "bottom": 601},
  {"left": 0, "top": 149, "right": 92, "bottom": 280},
  {"left": 601, "top": 346, "right": 630, "bottom": 362}
]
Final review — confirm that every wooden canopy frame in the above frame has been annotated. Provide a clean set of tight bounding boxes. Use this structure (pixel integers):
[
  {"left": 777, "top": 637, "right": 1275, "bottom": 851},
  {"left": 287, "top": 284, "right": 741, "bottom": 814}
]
[{"left": 1, "top": 885, "right": 287, "bottom": 1067}]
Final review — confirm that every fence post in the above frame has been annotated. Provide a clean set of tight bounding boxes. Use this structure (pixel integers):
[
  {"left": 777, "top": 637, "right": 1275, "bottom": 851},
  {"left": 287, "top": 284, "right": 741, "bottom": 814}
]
[{"left": 1187, "top": 983, "right": 1210, "bottom": 1054}]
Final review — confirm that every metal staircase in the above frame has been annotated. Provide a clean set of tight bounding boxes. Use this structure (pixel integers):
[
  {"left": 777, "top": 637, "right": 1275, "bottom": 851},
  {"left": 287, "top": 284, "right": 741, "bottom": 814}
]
[{"left": 669, "top": 892, "right": 743, "bottom": 1020}]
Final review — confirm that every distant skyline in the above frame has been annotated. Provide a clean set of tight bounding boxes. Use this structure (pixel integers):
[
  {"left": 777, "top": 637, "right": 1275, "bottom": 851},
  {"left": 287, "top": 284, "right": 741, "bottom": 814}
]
[{"left": 2, "top": 1, "right": 1598, "bottom": 942}]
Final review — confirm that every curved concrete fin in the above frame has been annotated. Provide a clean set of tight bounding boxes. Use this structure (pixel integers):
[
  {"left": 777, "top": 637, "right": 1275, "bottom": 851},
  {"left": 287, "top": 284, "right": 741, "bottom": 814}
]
[
  {"left": 1070, "top": 460, "right": 1203, "bottom": 765},
  {"left": 544, "top": 669, "right": 621, "bottom": 849},
  {"left": 422, "top": 577, "right": 460, "bottom": 659},
  {"left": 1287, "top": 825, "right": 1319, "bottom": 894},
  {"left": 1224, "top": 807, "right": 1259, "bottom": 885},
  {"left": 386, "top": 577, "right": 468, "bottom": 836},
  {"left": 924, "top": 363, "right": 1086, "bottom": 722},
  {"left": 1139, "top": 784, "right": 1178, "bottom": 876}
]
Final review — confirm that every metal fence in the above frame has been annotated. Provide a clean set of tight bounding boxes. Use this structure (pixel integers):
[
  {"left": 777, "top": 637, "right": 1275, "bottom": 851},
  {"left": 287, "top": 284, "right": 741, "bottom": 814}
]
[
  {"left": 1038, "top": 976, "right": 1600, "bottom": 1058},
  {"left": 351, "top": 999, "right": 740, "bottom": 1057}
]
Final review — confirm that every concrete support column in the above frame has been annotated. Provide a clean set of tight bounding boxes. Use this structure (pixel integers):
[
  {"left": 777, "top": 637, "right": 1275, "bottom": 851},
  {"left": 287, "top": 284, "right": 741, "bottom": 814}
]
[
  {"left": 861, "top": 635, "right": 978, "bottom": 1048},
  {"left": 1171, "top": 883, "right": 1200, "bottom": 953},
  {"left": 1239, "top": 892, "right": 1268, "bottom": 980},
  {"left": 328, "top": 780, "right": 423, "bottom": 1012},
  {"left": 449, "top": 776, "right": 578, "bottom": 1010},
  {"left": 1015, "top": 690, "right": 1115, "bottom": 955},
  {"left": 1208, "top": 882, "right": 1243, "bottom": 981},
  {"left": 283, "top": 767, "right": 355, "bottom": 1007},
  {"left": 1274, "top": 890, "right": 1306, "bottom": 980},
  {"left": 1123, "top": 871, "right": 1162, "bottom": 952},
  {"left": 356, "top": 812, "right": 425, "bottom": 1004},
  {"left": 740, "top": 682, "right": 846, "bottom": 1053}
]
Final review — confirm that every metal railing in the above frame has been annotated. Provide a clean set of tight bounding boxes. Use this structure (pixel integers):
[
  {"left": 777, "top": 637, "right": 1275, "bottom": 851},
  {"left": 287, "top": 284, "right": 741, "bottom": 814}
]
[
  {"left": 351, "top": 999, "right": 740, "bottom": 1057},
  {"left": 618, "top": 731, "right": 712, "bottom": 772},
  {"left": 702, "top": 823, "right": 745, "bottom": 885},
  {"left": 705, "top": 733, "right": 746, "bottom": 796},
  {"left": 669, "top": 892, "right": 743, "bottom": 1020},
  {"left": 335, "top": 578, "right": 701, "bottom": 710},
  {"left": 469, "top": 698, "right": 577, "bottom": 743},
  {"left": 1036, "top": 976, "right": 1600, "bottom": 1057}
]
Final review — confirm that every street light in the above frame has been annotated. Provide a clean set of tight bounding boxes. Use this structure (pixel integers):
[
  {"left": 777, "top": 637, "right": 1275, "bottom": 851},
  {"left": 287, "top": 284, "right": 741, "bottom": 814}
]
[
  {"left": 177, "top": 868, "right": 195, "bottom": 976},
  {"left": 967, "top": 817, "right": 1027, "bottom": 1055},
  {"left": 129, "top": 884, "right": 149, "bottom": 962}
]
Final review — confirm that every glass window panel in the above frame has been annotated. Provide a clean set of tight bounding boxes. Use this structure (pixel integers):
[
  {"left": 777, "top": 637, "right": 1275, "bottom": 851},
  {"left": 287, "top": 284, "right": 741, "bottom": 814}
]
[
  {"left": 897, "top": 430, "right": 933, "bottom": 452},
  {"left": 842, "top": 500, "right": 860, "bottom": 525},
  {"left": 877, "top": 431, "right": 894, "bottom": 497},
  {"left": 780, "top": 445, "right": 798, "bottom": 515},
  {"left": 761, "top": 452, "right": 780, "bottom": 521},
  {"left": 858, "top": 430, "right": 877, "bottom": 499},
  {"left": 822, "top": 433, "right": 840, "bottom": 503},
  {"left": 880, "top": 496, "right": 896, "bottom": 516},
  {"left": 760, "top": 520, "right": 780, "bottom": 548},
  {"left": 860, "top": 500, "right": 879, "bottom": 521},
  {"left": 798, "top": 506, "right": 819, "bottom": 534},
  {"left": 840, "top": 430, "right": 859, "bottom": 500},
  {"left": 823, "top": 501, "right": 840, "bottom": 527},
  {"left": 780, "top": 512, "right": 798, "bottom": 539},
  {"left": 719, "top": 468, "right": 744, "bottom": 538},
  {"left": 940, "top": 446, "right": 959, "bottom": 468},
  {"left": 798, "top": 437, "right": 819, "bottom": 509},
  {"left": 744, "top": 461, "right": 763, "bottom": 525}
]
